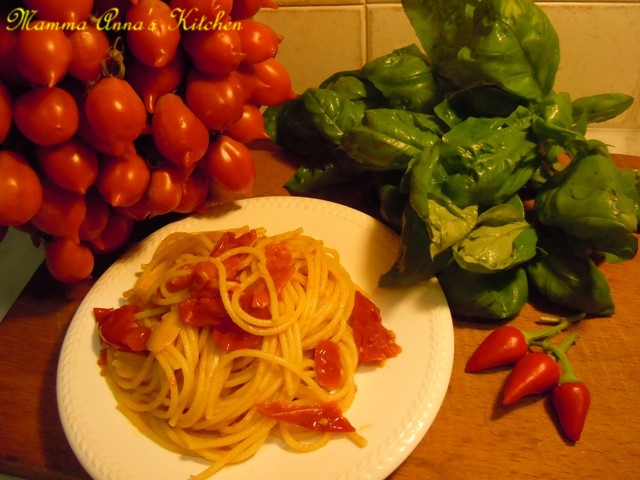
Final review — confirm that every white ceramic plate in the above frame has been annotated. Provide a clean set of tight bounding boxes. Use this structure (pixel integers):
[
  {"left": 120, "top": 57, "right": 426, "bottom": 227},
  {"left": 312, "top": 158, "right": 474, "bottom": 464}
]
[{"left": 57, "top": 196, "right": 454, "bottom": 480}]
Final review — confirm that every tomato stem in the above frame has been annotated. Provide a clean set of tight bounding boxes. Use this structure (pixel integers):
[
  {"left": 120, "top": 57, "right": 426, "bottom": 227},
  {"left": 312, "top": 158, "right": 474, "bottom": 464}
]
[{"left": 101, "top": 36, "right": 126, "bottom": 80}]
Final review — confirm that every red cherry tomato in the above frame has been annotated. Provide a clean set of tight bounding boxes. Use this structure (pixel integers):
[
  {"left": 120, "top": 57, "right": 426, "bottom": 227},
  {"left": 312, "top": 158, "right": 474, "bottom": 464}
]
[
  {"left": 243, "top": 59, "right": 296, "bottom": 106},
  {"left": 118, "top": 191, "right": 156, "bottom": 220},
  {"left": 76, "top": 114, "right": 130, "bottom": 157},
  {"left": 0, "top": 150, "right": 43, "bottom": 226},
  {"left": 79, "top": 189, "right": 110, "bottom": 247},
  {"left": 67, "top": 25, "right": 111, "bottom": 83},
  {"left": 224, "top": 103, "right": 268, "bottom": 143},
  {"left": 96, "top": 148, "right": 151, "bottom": 208},
  {"left": 126, "top": 49, "right": 186, "bottom": 113},
  {"left": 17, "top": 21, "right": 73, "bottom": 87},
  {"left": 126, "top": 0, "right": 181, "bottom": 68},
  {"left": 44, "top": 236, "right": 95, "bottom": 283},
  {"left": 36, "top": 138, "right": 99, "bottom": 194},
  {"left": 232, "top": 67, "right": 265, "bottom": 100},
  {"left": 182, "top": 29, "right": 244, "bottom": 76},
  {"left": 93, "top": 0, "right": 132, "bottom": 22},
  {"left": 90, "top": 208, "right": 134, "bottom": 254},
  {"left": 151, "top": 93, "right": 210, "bottom": 168},
  {"left": 0, "top": 19, "right": 28, "bottom": 86},
  {"left": 237, "top": 19, "right": 282, "bottom": 64},
  {"left": 185, "top": 70, "right": 246, "bottom": 131},
  {"left": 13, "top": 86, "right": 79, "bottom": 146},
  {"left": 146, "top": 165, "right": 184, "bottom": 217},
  {"left": 230, "top": 0, "right": 278, "bottom": 20},
  {"left": 202, "top": 134, "right": 255, "bottom": 192},
  {"left": 174, "top": 169, "right": 208, "bottom": 213},
  {"left": 0, "top": 80, "right": 12, "bottom": 143},
  {"left": 31, "top": 181, "right": 86, "bottom": 243},
  {"left": 169, "top": 0, "right": 232, "bottom": 27},
  {"left": 84, "top": 76, "right": 147, "bottom": 156},
  {"left": 23, "top": 0, "right": 94, "bottom": 23}
]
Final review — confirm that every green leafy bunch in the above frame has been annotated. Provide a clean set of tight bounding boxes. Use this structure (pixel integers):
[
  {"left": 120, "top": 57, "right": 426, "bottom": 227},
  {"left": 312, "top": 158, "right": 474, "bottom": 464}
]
[{"left": 264, "top": 0, "right": 638, "bottom": 320}]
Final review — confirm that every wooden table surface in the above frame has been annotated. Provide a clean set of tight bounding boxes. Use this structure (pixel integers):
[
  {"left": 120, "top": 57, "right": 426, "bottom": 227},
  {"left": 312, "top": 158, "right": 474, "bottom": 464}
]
[{"left": 1, "top": 142, "right": 639, "bottom": 480}]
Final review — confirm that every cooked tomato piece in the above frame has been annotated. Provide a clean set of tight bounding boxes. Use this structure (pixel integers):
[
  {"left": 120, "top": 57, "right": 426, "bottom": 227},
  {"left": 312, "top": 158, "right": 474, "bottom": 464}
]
[
  {"left": 213, "top": 323, "right": 261, "bottom": 352},
  {"left": 212, "top": 229, "right": 257, "bottom": 256},
  {"left": 350, "top": 291, "right": 402, "bottom": 363},
  {"left": 212, "top": 229, "right": 258, "bottom": 280},
  {"left": 250, "top": 242, "right": 295, "bottom": 309},
  {"left": 265, "top": 242, "right": 292, "bottom": 270},
  {"left": 94, "top": 305, "right": 150, "bottom": 352},
  {"left": 178, "top": 296, "right": 230, "bottom": 327},
  {"left": 255, "top": 401, "right": 355, "bottom": 433},
  {"left": 166, "top": 265, "right": 195, "bottom": 292},
  {"left": 314, "top": 339, "right": 343, "bottom": 390},
  {"left": 190, "top": 261, "right": 219, "bottom": 292}
]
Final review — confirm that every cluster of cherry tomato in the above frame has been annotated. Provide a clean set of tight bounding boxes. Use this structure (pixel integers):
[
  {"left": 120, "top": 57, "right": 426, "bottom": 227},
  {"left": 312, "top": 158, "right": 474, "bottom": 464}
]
[
  {"left": 0, "top": 0, "right": 295, "bottom": 282},
  {"left": 465, "top": 316, "right": 591, "bottom": 442}
]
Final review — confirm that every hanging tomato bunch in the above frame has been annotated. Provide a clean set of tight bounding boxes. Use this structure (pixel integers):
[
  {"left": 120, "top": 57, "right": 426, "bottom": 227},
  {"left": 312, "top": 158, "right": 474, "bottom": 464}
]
[{"left": 0, "top": 0, "right": 295, "bottom": 282}]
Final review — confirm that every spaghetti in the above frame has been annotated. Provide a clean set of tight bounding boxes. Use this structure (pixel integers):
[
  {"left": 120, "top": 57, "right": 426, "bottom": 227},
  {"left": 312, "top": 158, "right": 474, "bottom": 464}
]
[{"left": 94, "top": 227, "right": 400, "bottom": 478}]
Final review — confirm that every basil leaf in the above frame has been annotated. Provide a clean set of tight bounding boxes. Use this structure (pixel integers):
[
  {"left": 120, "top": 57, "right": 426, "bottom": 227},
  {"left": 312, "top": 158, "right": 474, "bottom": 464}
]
[
  {"left": 571, "top": 93, "right": 634, "bottom": 124},
  {"left": 532, "top": 92, "right": 585, "bottom": 143},
  {"left": 284, "top": 153, "right": 363, "bottom": 193},
  {"left": 402, "top": 0, "right": 560, "bottom": 102},
  {"left": 525, "top": 232, "right": 614, "bottom": 315},
  {"left": 438, "top": 261, "right": 529, "bottom": 319},
  {"left": 379, "top": 204, "right": 450, "bottom": 286},
  {"left": 424, "top": 194, "right": 478, "bottom": 258},
  {"left": 340, "top": 109, "right": 441, "bottom": 170},
  {"left": 534, "top": 153, "right": 638, "bottom": 259},
  {"left": 452, "top": 203, "right": 538, "bottom": 273},
  {"left": 360, "top": 44, "right": 441, "bottom": 112},
  {"left": 436, "top": 109, "right": 539, "bottom": 207},
  {"left": 264, "top": 99, "right": 333, "bottom": 157},
  {"left": 301, "top": 88, "right": 365, "bottom": 144}
]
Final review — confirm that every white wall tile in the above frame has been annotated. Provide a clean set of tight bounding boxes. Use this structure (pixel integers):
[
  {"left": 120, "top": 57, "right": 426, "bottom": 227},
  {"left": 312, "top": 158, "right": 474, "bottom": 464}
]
[
  {"left": 366, "top": 4, "right": 417, "bottom": 59},
  {"left": 539, "top": 3, "right": 640, "bottom": 129},
  {"left": 274, "top": 0, "right": 364, "bottom": 6}
]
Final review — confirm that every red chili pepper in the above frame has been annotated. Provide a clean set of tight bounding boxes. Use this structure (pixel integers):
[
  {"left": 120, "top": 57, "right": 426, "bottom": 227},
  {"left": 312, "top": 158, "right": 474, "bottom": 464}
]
[
  {"left": 465, "top": 326, "right": 529, "bottom": 372},
  {"left": 465, "top": 314, "right": 584, "bottom": 373},
  {"left": 502, "top": 352, "right": 560, "bottom": 406},
  {"left": 539, "top": 333, "right": 590, "bottom": 442},
  {"left": 551, "top": 381, "right": 591, "bottom": 442}
]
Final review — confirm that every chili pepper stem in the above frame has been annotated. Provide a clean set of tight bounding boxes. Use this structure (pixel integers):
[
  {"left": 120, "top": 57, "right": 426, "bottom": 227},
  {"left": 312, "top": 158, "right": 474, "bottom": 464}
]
[
  {"left": 523, "top": 313, "right": 585, "bottom": 344},
  {"left": 537, "top": 333, "right": 582, "bottom": 384}
]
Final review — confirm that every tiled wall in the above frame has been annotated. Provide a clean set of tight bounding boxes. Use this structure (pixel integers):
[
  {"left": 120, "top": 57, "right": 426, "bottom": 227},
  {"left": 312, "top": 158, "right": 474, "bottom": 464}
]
[{"left": 256, "top": 1, "right": 640, "bottom": 154}]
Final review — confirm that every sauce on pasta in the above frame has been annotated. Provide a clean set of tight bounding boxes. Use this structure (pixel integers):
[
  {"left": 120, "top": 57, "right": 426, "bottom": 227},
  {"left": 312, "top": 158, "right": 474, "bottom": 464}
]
[{"left": 94, "top": 227, "right": 401, "bottom": 478}]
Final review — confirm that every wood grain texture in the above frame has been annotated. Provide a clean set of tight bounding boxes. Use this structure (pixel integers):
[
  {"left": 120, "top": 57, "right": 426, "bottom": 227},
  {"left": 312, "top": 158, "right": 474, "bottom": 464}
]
[{"left": 1, "top": 145, "right": 638, "bottom": 480}]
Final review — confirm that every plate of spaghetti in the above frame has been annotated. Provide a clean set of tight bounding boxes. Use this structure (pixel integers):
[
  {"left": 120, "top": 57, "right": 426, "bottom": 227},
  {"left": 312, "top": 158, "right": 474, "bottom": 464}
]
[{"left": 57, "top": 196, "right": 453, "bottom": 480}]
